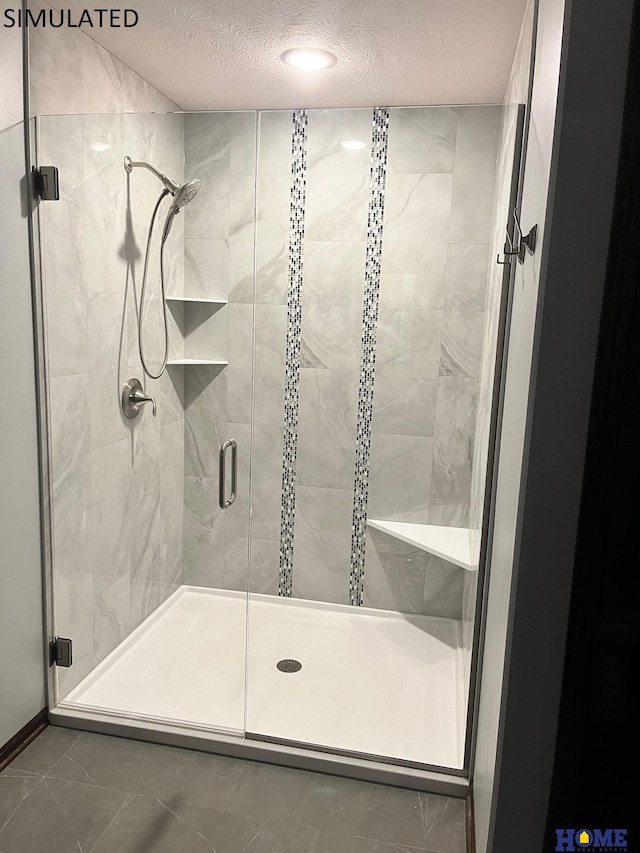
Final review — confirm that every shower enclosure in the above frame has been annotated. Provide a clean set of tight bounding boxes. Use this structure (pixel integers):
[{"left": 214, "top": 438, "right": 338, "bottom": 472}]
[{"left": 35, "top": 104, "right": 523, "bottom": 785}]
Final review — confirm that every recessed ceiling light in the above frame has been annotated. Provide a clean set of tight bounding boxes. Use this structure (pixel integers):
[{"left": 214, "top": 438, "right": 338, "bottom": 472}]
[
  {"left": 89, "top": 142, "right": 111, "bottom": 152},
  {"left": 281, "top": 48, "right": 337, "bottom": 72},
  {"left": 341, "top": 140, "right": 366, "bottom": 151}
]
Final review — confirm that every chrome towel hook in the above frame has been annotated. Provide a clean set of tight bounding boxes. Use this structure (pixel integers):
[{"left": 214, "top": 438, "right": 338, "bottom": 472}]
[
  {"left": 513, "top": 208, "right": 537, "bottom": 262},
  {"left": 497, "top": 208, "right": 538, "bottom": 265}
]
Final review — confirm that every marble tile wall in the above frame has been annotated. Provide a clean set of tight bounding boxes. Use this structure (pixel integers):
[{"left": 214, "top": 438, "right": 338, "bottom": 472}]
[
  {"left": 32, "top": 17, "right": 186, "bottom": 699},
  {"left": 232, "top": 107, "right": 502, "bottom": 618},
  {"left": 181, "top": 113, "right": 256, "bottom": 592},
  {"left": 366, "top": 106, "right": 501, "bottom": 616},
  {"left": 205, "top": 106, "right": 501, "bottom": 618},
  {"left": 243, "top": 111, "right": 292, "bottom": 596},
  {"left": 28, "top": 0, "right": 178, "bottom": 116}
]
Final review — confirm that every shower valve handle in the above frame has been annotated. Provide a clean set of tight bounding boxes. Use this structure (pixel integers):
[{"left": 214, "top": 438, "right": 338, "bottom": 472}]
[
  {"left": 122, "top": 378, "right": 157, "bottom": 419},
  {"left": 131, "top": 389, "right": 157, "bottom": 417}
]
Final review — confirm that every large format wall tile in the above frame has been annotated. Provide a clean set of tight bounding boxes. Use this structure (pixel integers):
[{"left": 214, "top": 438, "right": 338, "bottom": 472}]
[
  {"left": 82, "top": 115, "right": 127, "bottom": 295},
  {"left": 372, "top": 306, "right": 442, "bottom": 437},
  {"left": 363, "top": 548, "right": 427, "bottom": 614},
  {"left": 440, "top": 244, "right": 490, "bottom": 378},
  {"left": 80, "top": 38, "right": 126, "bottom": 117},
  {"left": 248, "top": 538, "right": 280, "bottom": 595},
  {"left": 88, "top": 292, "right": 130, "bottom": 449},
  {"left": 185, "top": 238, "right": 228, "bottom": 299},
  {"left": 292, "top": 487, "right": 353, "bottom": 605},
  {"left": 228, "top": 304, "right": 253, "bottom": 424},
  {"left": 449, "top": 106, "right": 501, "bottom": 245},
  {"left": 384, "top": 173, "right": 453, "bottom": 244},
  {"left": 255, "top": 174, "right": 290, "bottom": 305},
  {"left": 128, "top": 413, "right": 163, "bottom": 612},
  {"left": 250, "top": 477, "right": 282, "bottom": 542},
  {"left": 368, "top": 434, "right": 433, "bottom": 523},
  {"left": 297, "top": 369, "right": 358, "bottom": 491},
  {"left": 39, "top": 115, "right": 88, "bottom": 378},
  {"left": 380, "top": 168, "right": 453, "bottom": 312},
  {"left": 423, "top": 555, "right": 464, "bottom": 619},
  {"left": 94, "top": 573, "right": 131, "bottom": 663},
  {"left": 431, "top": 377, "right": 478, "bottom": 503},
  {"left": 229, "top": 174, "right": 257, "bottom": 304},
  {"left": 258, "top": 110, "right": 296, "bottom": 175},
  {"left": 373, "top": 368, "right": 437, "bottom": 437},
  {"left": 49, "top": 374, "right": 92, "bottom": 546},
  {"left": 160, "top": 420, "right": 185, "bottom": 588},
  {"left": 387, "top": 107, "right": 458, "bottom": 174},
  {"left": 428, "top": 499, "right": 470, "bottom": 527},
  {"left": 91, "top": 438, "right": 131, "bottom": 585},
  {"left": 28, "top": 0, "right": 83, "bottom": 116},
  {"left": 29, "top": 0, "right": 180, "bottom": 117},
  {"left": 248, "top": 426, "right": 283, "bottom": 561},
  {"left": 184, "top": 367, "right": 228, "bottom": 477},
  {"left": 185, "top": 113, "right": 231, "bottom": 240},
  {"left": 300, "top": 241, "right": 366, "bottom": 372},
  {"left": 305, "top": 114, "right": 370, "bottom": 243},
  {"left": 183, "top": 476, "right": 224, "bottom": 588},
  {"left": 253, "top": 304, "right": 286, "bottom": 426},
  {"left": 223, "top": 537, "right": 250, "bottom": 592}
]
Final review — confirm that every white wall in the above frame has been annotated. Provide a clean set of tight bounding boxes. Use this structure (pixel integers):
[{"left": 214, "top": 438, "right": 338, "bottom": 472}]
[
  {"left": 473, "top": 0, "right": 633, "bottom": 851},
  {"left": 0, "top": 2, "right": 46, "bottom": 744}
]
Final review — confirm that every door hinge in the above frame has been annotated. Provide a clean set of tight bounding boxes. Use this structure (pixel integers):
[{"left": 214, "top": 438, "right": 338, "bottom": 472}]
[
  {"left": 32, "top": 165, "right": 60, "bottom": 201},
  {"left": 49, "top": 637, "right": 72, "bottom": 667}
]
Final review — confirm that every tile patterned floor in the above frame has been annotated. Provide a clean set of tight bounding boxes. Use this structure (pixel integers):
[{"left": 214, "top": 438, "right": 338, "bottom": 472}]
[{"left": 0, "top": 726, "right": 468, "bottom": 853}]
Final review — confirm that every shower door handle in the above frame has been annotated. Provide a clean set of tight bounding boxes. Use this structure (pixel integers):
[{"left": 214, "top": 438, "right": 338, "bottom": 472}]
[{"left": 219, "top": 439, "right": 237, "bottom": 509}]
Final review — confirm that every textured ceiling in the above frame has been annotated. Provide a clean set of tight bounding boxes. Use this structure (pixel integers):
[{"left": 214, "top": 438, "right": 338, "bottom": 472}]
[{"left": 65, "top": 0, "right": 528, "bottom": 110}]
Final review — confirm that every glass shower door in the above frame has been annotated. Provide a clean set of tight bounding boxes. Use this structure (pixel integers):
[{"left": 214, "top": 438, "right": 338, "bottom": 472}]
[{"left": 38, "top": 110, "right": 257, "bottom": 735}]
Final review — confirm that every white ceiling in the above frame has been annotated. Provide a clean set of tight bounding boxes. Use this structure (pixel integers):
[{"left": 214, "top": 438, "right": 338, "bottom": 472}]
[{"left": 67, "top": 0, "right": 528, "bottom": 110}]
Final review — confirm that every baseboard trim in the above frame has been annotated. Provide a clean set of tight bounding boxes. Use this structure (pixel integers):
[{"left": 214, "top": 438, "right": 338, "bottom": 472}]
[{"left": 0, "top": 709, "right": 48, "bottom": 773}]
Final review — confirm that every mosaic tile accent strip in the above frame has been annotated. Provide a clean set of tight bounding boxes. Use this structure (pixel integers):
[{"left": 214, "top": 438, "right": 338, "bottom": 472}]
[
  {"left": 349, "top": 107, "right": 390, "bottom": 606},
  {"left": 278, "top": 109, "right": 308, "bottom": 597}
]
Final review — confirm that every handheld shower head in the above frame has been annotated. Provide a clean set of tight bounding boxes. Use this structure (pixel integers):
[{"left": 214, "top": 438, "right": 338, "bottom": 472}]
[
  {"left": 173, "top": 179, "right": 201, "bottom": 210},
  {"left": 162, "top": 179, "right": 201, "bottom": 240},
  {"left": 126, "top": 156, "right": 203, "bottom": 381}
]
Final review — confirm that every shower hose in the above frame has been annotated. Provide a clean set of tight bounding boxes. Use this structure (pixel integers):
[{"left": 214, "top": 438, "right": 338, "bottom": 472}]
[{"left": 138, "top": 188, "right": 172, "bottom": 380}]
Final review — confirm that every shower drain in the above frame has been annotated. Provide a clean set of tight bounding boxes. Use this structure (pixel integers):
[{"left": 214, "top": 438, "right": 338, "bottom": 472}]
[{"left": 277, "top": 659, "right": 302, "bottom": 673}]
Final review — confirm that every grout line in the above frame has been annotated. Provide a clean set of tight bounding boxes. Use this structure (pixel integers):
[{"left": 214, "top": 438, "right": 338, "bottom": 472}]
[
  {"left": 28, "top": 728, "right": 81, "bottom": 778},
  {"left": 86, "top": 792, "right": 134, "bottom": 853},
  {"left": 0, "top": 776, "right": 44, "bottom": 836}
]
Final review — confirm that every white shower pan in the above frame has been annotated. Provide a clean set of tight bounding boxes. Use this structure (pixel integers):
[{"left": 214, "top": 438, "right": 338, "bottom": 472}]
[{"left": 60, "top": 586, "right": 465, "bottom": 770}]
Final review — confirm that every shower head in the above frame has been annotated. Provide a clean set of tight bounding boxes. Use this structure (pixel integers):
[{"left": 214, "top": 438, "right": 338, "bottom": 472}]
[
  {"left": 125, "top": 157, "right": 201, "bottom": 241},
  {"left": 162, "top": 180, "right": 201, "bottom": 241},
  {"left": 173, "top": 179, "right": 201, "bottom": 210}
]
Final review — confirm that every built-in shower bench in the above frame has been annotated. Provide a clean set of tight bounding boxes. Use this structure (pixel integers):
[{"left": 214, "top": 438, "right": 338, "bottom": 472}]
[{"left": 366, "top": 520, "right": 476, "bottom": 570}]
